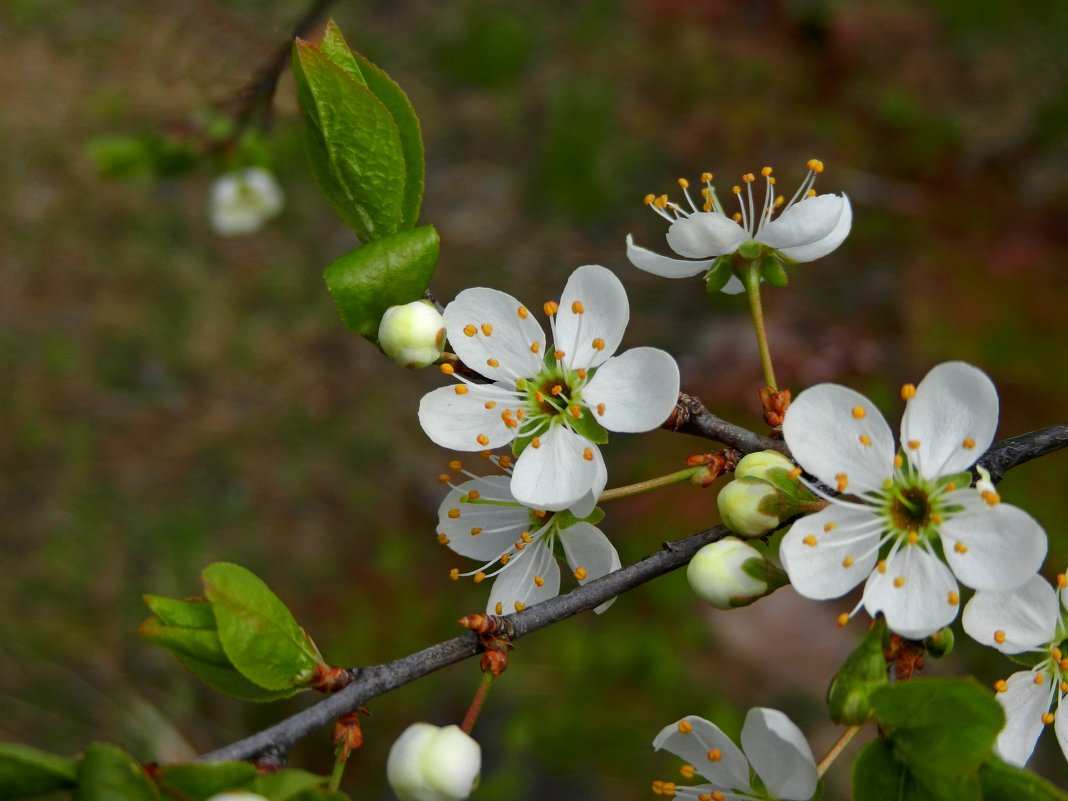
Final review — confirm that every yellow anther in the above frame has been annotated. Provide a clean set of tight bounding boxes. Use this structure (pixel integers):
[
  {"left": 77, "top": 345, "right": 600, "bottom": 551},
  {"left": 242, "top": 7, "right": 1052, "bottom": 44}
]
[
  {"left": 554, "top": 350, "right": 566, "bottom": 361},
  {"left": 437, "top": 533, "right": 449, "bottom": 544},
  {"left": 657, "top": 194, "right": 669, "bottom": 208},
  {"left": 859, "top": 434, "right": 872, "bottom": 446},
  {"left": 514, "top": 601, "right": 526, "bottom": 612},
  {"left": 544, "top": 301, "right": 559, "bottom": 316},
  {"left": 449, "top": 460, "right": 463, "bottom": 471},
  {"left": 1045, "top": 712, "right": 1057, "bottom": 725},
  {"left": 946, "top": 482, "right": 955, "bottom": 492},
  {"left": 531, "top": 437, "right": 541, "bottom": 449},
  {"left": 530, "top": 341, "right": 540, "bottom": 353},
  {"left": 476, "top": 434, "right": 489, "bottom": 446},
  {"left": 533, "top": 575, "right": 545, "bottom": 587},
  {"left": 596, "top": 403, "right": 606, "bottom": 416},
  {"left": 742, "top": 173, "right": 755, "bottom": 183},
  {"left": 901, "top": 383, "right": 916, "bottom": 400},
  {"left": 520, "top": 531, "right": 533, "bottom": 543},
  {"left": 774, "top": 195, "right": 784, "bottom": 207},
  {"left": 877, "top": 560, "right": 887, "bottom": 574},
  {"left": 660, "top": 783, "right": 676, "bottom": 797},
  {"left": 1061, "top": 681, "right": 1068, "bottom": 692},
  {"left": 842, "top": 556, "right": 854, "bottom": 567},
  {"left": 907, "top": 531, "right": 919, "bottom": 545},
  {"left": 551, "top": 384, "right": 563, "bottom": 396},
  {"left": 498, "top": 455, "right": 512, "bottom": 469},
  {"left": 447, "top": 508, "right": 461, "bottom": 519},
  {"left": 894, "top": 454, "right": 904, "bottom": 468},
  {"left": 574, "top": 566, "right": 588, "bottom": 581},
  {"left": 981, "top": 489, "right": 1001, "bottom": 505},
  {"left": 652, "top": 780, "right": 664, "bottom": 795},
  {"left": 484, "top": 400, "right": 497, "bottom": 409},
  {"left": 954, "top": 541, "right": 968, "bottom": 554},
  {"left": 583, "top": 447, "right": 594, "bottom": 461},
  {"left": 824, "top": 521, "right": 837, "bottom": 532},
  {"left": 994, "top": 630, "right": 1006, "bottom": 644},
  {"left": 473, "top": 572, "right": 486, "bottom": 584},
  {"left": 643, "top": 193, "right": 656, "bottom": 205},
  {"left": 1035, "top": 673, "right": 1045, "bottom": 685},
  {"left": 518, "top": 305, "right": 528, "bottom": 319},
  {"left": 761, "top": 166, "right": 773, "bottom": 177},
  {"left": 461, "top": 324, "right": 477, "bottom": 337},
  {"left": 931, "top": 513, "right": 942, "bottom": 523},
  {"left": 486, "top": 358, "right": 500, "bottom": 368},
  {"left": 1059, "top": 574, "right": 1067, "bottom": 588},
  {"left": 769, "top": 176, "right": 776, "bottom": 185},
  {"left": 907, "top": 440, "right": 920, "bottom": 450},
  {"left": 711, "top": 793, "right": 725, "bottom": 801},
  {"left": 789, "top": 466, "right": 803, "bottom": 480},
  {"left": 500, "top": 553, "right": 511, "bottom": 564},
  {"left": 851, "top": 405, "right": 866, "bottom": 419},
  {"left": 570, "top": 405, "right": 582, "bottom": 419},
  {"left": 700, "top": 171, "right": 713, "bottom": 183},
  {"left": 962, "top": 437, "right": 976, "bottom": 449},
  {"left": 1060, "top": 658, "right": 1068, "bottom": 672},
  {"left": 440, "top": 363, "right": 455, "bottom": 375},
  {"left": 516, "top": 409, "right": 525, "bottom": 420},
  {"left": 948, "top": 591, "right": 959, "bottom": 606},
  {"left": 994, "top": 679, "right": 1008, "bottom": 693},
  {"left": 731, "top": 211, "right": 742, "bottom": 222},
  {"left": 481, "top": 323, "right": 493, "bottom": 336},
  {"left": 706, "top": 748, "right": 721, "bottom": 762},
  {"left": 449, "top": 568, "right": 460, "bottom": 581},
  {"left": 680, "top": 765, "right": 696, "bottom": 779},
  {"left": 454, "top": 385, "right": 469, "bottom": 395},
  {"left": 732, "top": 185, "right": 741, "bottom": 194},
  {"left": 803, "top": 535, "right": 818, "bottom": 547},
  {"left": 676, "top": 720, "right": 693, "bottom": 734},
  {"left": 592, "top": 337, "right": 605, "bottom": 350},
  {"left": 806, "top": 158, "right": 824, "bottom": 173},
  {"left": 494, "top": 601, "right": 503, "bottom": 615},
  {"left": 837, "top": 613, "right": 849, "bottom": 627},
  {"left": 893, "top": 576, "right": 905, "bottom": 588},
  {"left": 534, "top": 510, "right": 547, "bottom": 518},
  {"left": 806, "top": 189, "right": 817, "bottom": 197},
  {"left": 576, "top": 368, "right": 587, "bottom": 379},
  {"left": 437, "top": 473, "right": 453, "bottom": 485},
  {"left": 470, "top": 527, "right": 482, "bottom": 536},
  {"left": 677, "top": 177, "right": 690, "bottom": 189},
  {"left": 467, "top": 489, "right": 481, "bottom": 501},
  {"left": 535, "top": 391, "right": 544, "bottom": 403},
  {"left": 836, "top": 472, "right": 849, "bottom": 492}
]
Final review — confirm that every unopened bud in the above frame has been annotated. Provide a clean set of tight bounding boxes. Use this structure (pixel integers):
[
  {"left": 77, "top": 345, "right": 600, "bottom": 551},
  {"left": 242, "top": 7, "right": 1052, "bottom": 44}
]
[
  {"left": 686, "top": 538, "right": 786, "bottom": 609},
  {"left": 717, "top": 478, "right": 782, "bottom": 538},
  {"left": 734, "top": 450, "right": 794, "bottom": 481},
  {"left": 924, "top": 627, "right": 955, "bottom": 658},
  {"left": 387, "top": 723, "right": 481, "bottom": 801},
  {"left": 378, "top": 300, "right": 447, "bottom": 369},
  {"left": 827, "top": 619, "right": 889, "bottom": 725}
]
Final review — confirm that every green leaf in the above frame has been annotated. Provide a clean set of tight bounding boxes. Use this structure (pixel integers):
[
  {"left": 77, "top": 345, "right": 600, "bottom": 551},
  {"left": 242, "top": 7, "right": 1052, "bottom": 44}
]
[
  {"left": 853, "top": 740, "right": 978, "bottom": 801},
  {"left": 292, "top": 40, "right": 406, "bottom": 241},
  {"left": 319, "top": 20, "right": 366, "bottom": 86},
  {"left": 290, "top": 789, "right": 351, "bottom": 801},
  {"left": 157, "top": 762, "right": 257, "bottom": 801},
  {"left": 246, "top": 769, "right": 327, "bottom": 800},
  {"left": 138, "top": 618, "right": 231, "bottom": 667},
  {"left": 978, "top": 757, "right": 1068, "bottom": 801},
  {"left": 76, "top": 743, "right": 158, "bottom": 801},
  {"left": 0, "top": 744, "right": 77, "bottom": 800},
  {"left": 202, "top": 562, "right": 322, "bottom": 691},
  {"left": 323, "top": 225, "right": 440, "bottom": 339},
  {"left": 142, "top": 595, "right": 215, "bottom": 629},
  {"left": 176, "top": 655, "right": 299, "bottom": 703}
]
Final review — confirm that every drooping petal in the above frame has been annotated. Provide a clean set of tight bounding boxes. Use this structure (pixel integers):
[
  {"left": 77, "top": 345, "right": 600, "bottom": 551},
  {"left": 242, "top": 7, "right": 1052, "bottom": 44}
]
[
  {"left": 556, "top": 265, "right": 629, "bottom": 369},
  {"left": 782, "top": 383, "right": 895, "bottom": 495},
  {"left": 487, "top": 538, "right": 561, "bottom": 614},
  {"left": 418, "top": 385, "right": 517, "bottom": 451},
  {"left": 559, "top": 522, "right": 621, "bottom": 613},
  {"left": 995, "top": 671, "right": 1052, "bottom": 767},
  {"left": 444, "top": 287, "right": 546, "bottom": 383},
  {"left": 779, "top": 504, "right": 881, "bottom": 600},
  {"left": 510, "top": 425, "right": 602, "bottom": 511},
  {"left": 940, "top": 493, "right": 1047, "bottom": 591},
  {"left": 900, "top": 361, "right": 999, "bottom": 479},
  {"left": 862, "top": 545, "right": 959, "bottom": 639},
  {"left": 437, "top": 476, "right": 533, "bottom": 560},
  {"left": 961, "top": 576, "right": 1058, "bottom": 654},
  {"left": 652, "top": 716, "right": 751, "bottom": 792},
  {"left": 740, "top": 708, "right": 818, "bottom": 801},
  {"left": 757, "top": 194, "right": 843, "bottom": 250},
  {"left": 625, "top": 234, "right": 713, "bottom": 278},
  {"left": 777, "top": 194, "right": 852, "bottom": 263},
  {"left": 582, "top": 348, "right": 680, "bottom": 433},
  {"left": 666, "top": 213, "right": 749, "bottom": 258}
]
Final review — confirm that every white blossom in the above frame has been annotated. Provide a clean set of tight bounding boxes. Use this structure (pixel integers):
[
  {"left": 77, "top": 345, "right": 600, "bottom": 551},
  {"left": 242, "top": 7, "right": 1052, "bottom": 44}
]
[
  {"left": 209, "top": 168, "right": 284, "bottom": 236},
  {"left": 387, "top": 723, "right": 480, "bottom": 801}
]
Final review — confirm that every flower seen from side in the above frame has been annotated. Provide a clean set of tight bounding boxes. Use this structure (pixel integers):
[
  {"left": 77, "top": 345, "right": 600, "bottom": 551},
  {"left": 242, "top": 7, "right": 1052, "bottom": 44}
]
[
  {"left": 626, "top": 161, "right": 851, "bottom": 293},
  {"left": 962, "top": 571, "right": 1068, "bottom": 767},
  {"left": 435, "top": 458, "right": 620, "bottom": 615},
  {"left": 418, "top": 264, "right": 680, "bottom": 512},
  {"left": 652, "top": 708, "right": 818, "bottom": 801},
  {"left": 779, "top": 361, "right": 1047, "bottom": 640},
  {"left": 209, "top": 167, "right": 284, "bottom": 236}
]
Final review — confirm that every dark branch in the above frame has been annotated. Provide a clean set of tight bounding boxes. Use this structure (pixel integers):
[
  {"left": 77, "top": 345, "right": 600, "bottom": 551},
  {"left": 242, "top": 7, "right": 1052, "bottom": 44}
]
[
  {"left": 196, "top": 422, "right": 1068, "bottom": 764},
  {"left": 665, "top": 393, "right": 787, "bottom": 454}
]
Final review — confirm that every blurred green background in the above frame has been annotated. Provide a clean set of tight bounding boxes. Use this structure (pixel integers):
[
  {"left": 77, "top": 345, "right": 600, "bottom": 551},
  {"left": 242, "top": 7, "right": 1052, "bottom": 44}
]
[{"left": 3, "top": 0, "right": 1068, "bottom": 798}]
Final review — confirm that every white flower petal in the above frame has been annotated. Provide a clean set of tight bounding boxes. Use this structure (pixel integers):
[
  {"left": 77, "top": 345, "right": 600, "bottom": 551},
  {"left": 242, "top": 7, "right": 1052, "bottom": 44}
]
[
  {"left": 626, "top": 234, "right": 712, "bottom": 278},
  {"left": 995, "top": 671, "right": 1051, "bottom": 767},
  {"left": 559, "top": 522, "right": 621, "bottom": 613},
  {"left": 720, "top": 274, "right": 745, "bottom": 295},
  {"left": 666, "top": 212, "right": 749, "bottom": 258},
  {"left": 740, "top": 708, "right": 818, "bottom": 801},
  {"left": 777, "top": 194, "right": 852, "bottom": 263},
  {"left": 510, "top": 425, "right": 601, "bottom": 511},
  {"left": 782, "top": 383, "right": 895, "bottom": 494},
  {"left": 962, "top": 575, "right": 1058, "bottom": 654},
  {"left": 444, "top": 287, "right": 546, "bottom": 382},
  {"left": 487, "top": 538, "right": 561, "bottom": 614},
  {"left": 556, "top": 265, "right": 629, "bottom": 368},
  {"left": 757, "top": 194, "right": 843, "bottom": 250},
  {"left": 652, "top": 716, "right": 751, "bottom": 792},
  {"left": 582, "top": 348, "right": 680, "bottom": 433},
  {"left": 862, "top": 546, "right": 959, "bottom": 639},
  {"left": 940, "top": 493, "right": 1047, "bottom": 591},
  {"left": 900, "top": 362, "right": 999, "bottom": 479},
  {"left": 779, "top": 505, "right": 880, "bottom": 600},
  {"left": 437, "top": 477, "right": 532, "bottom": 561},
  {"left": 1054, "top": 699, "right": 1068, "bottom": 767},
  {"left": 418, "top": 386, "right": 516, "bottom": 451},
  {"left": 567, "top": 451, "right": 607, "bottom": 518}
]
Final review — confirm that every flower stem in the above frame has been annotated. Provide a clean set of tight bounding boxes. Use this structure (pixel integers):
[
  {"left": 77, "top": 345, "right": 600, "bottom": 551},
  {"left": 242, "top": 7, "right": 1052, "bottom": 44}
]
[
  {"left": 328, "top": 741, "right": 349, "bottom": 793},
  {"left": 742, "top": 261, "right": 777, "bottom": 391},
  {"left": 599, "top": 467, "right": 707, "bottom": 502},
  {"left": 461, "top": 671, "right": 495, "bottom": 734},
  {"left": 817, "top": 724, "right": 862, "bottom": 778}
]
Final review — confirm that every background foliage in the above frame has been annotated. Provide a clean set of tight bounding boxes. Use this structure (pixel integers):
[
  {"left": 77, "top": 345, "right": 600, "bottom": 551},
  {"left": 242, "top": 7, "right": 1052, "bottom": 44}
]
[{"left": 3, "top": 0, "right": 1068, "bottom": 798}]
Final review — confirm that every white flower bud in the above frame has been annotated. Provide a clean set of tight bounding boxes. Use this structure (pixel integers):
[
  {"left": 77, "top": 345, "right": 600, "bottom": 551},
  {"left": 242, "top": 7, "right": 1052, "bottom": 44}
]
[
  {"left": 387, "top": 723, "right": 481, "bottom": 801},
  {"left": 717, "top": 477, "right": 782, "bottom": 538},
  {"left": 687, "top": 538, "right": 769, "bottom": 610},
  {"left": 378, "top": 301, "right": 447, "bottom": 369},
  {"left": 209, "top": 168, "right": 284, "bottom": 236},
  {"left": 734, "top": 449, "right": 795, "bottom": 481}
]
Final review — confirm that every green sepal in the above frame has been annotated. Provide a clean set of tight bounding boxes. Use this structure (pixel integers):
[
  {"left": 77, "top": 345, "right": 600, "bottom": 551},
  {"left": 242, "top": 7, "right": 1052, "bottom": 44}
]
[
  {"left": 737, "top": 240, "right": 761, "bottom": 260},
  {"left": 323, "top": 225, "right": 440, "bottom": 340},
  {"left": 0, "top": 743, "right": 77, "bottom": 800},
  {"left": 978, "top": 756, "right": 1068, "bottom": 801},
  {"left": 938, "top": 470, "right": 973, "bottom": 492},
  {"left": 760, "top": 253, "right": 789, "bottom": 288},
  {"left": 246, "top": 769, "right": 329, "bottom": 800},
  {"left": 76, "top": 743, "right": 159, "bottom": 801},
  {"left": 138, "top": 618, "right": 232, "bottom": 667},
  {"left": 731, "top": 556, "right": 788, "bottom": 607},
  {"left": 704, "top": 259, "right": 733, "bottom": 293},
  {"left": 142, "top": 595, "right": 214, "bottom": 629},
  {"left": 1006, "top": 650, "right": 1047, "bottom": 669},
  {"left": 202, "top": 562, "right": 323, "bottom": 691},
  {"left": 827, "top": 618, "right": 889, "bottom": 725},
  {"left": 553, "top": 506, "right": 606, "bottom": 530},
  {"left": 568, "top": 406, "right": 609, "bottom": 445},
  {"left": 292, "top": 39, "right": 406, "bottom": 241},
  {"left": 512, "top": 431, "right": 535, "bottom": 458},
  {"left": 156, "top": 762, "right": 258, "bottom": 801},
  {"left": 176, "top": 654, "right": 299, "bottom": 703}
]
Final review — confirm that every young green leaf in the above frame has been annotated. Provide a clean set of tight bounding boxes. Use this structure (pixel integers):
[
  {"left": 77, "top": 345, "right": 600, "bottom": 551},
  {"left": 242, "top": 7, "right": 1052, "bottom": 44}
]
[
  {"left": 142, "top": 595, "right": 215, "bottom": 629},
  {"left": 138, "top": 619, "right": 231, "bottom": 667},
  {"left": 176, "top": 654, "right": 299, "bottom": 703},
  {"left": 246, "top": 769, "right": 328, "bottom": 800},
  {"left": 319, "top": 20, "right": 366, "bottom": 86},
  {"left": 202, "top": 562, "right": 322, "bottom": 692},
  {"left": 156, "top": 762, "right": 257, "bottom": 801},
  {"left": 76, "top": 743, "right": 158, "bottom": 801},
  {"left": 978, "top": 757, "right": 1068, "bottom": 801},
  {"left": 0, "top": 744, "right": 77, "bottom": 800},
  {"left": 323, "top": 225, "right": 440, "bottom": 339},
  {"left": 853, "top": 739, "right": 978, "bottom": 801}
]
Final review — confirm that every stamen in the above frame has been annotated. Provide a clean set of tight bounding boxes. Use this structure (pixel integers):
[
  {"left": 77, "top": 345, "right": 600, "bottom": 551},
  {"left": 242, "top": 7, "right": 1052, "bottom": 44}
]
[
  {"left": 837, "top": 613, "right": 849, "bottom": 627},
  {"left": 583, "top": 447, "right": 594, "bottom": 461},
  {"left": 514, "top": 601, "right": 526, "bottom": 612},
  {"left": 486, "top": 358, "right": 499, "bottom": 368},
  {"left": 1059, "top": 574, "right": 1067, "bottom": 588},
  {"left": 437, "top": 473, "right": 451, "bottom": 483},
  {"left": 836, "top": 473, "right": 849, "bottom": 492},
  {"left": 574, "top": 566, "right": 588, "bottom": 580},
  {"left": 517, "top": 305, "right": 528, "bottom": 319},
  {"left": 1044, "top": 712, "right": 1056, "bottom": 725},
  {"left": 1035, "top": 674, "right": 1045, "bottom": 685},
  {"left": 994, "top": 630, "right": 1006, "bottom": 644},
  {"left": 877, "top": 560, "right": 887, "bottom": 574},
  {"left": 449, "top": 460, "right": 463, "bottom": 471},
  {"left": 803, "top": 535, "right": 818, "bottom": 546},
  {"left": 454, "top": 385, "right": 469, "bottom": 395},
  {"left": 679, "top": 765, "right": 695, "bottom": 779},
  {"left": 543, "top": 301, "right": 559, "bottom": 316},
  {"left": 481, "top": 323, "right": 493, "bottom": 336},
  {"left": 901, "top": 383, "right": 916, "bottom": 400},
  {"left": 495, "top": 602, "right": 503, "bottom": 615},
  {"left": 824, "top": 522, "right": 836, "bottom": 532},
  {"left": 470, "top": 527, "right": 482, "bottom": 535},
  {"left": 596, "top": 403, "right": 605, "bottom": 415},
  {"left": 954, "top": 541, "right": 968, "bottom": 554},
  {"left": 894, "top": 454, "right": 904, "bottom": 469},
  {"left": 893, "top": 576, "right": 905, "bottom": 588},
  {"left": 994, "top": 679, "right": 1008, "bottom": 693},
  {"left": 576, "top": 368, "right": 587, "bottom": 379},
  {"left": 467, "top": 490, "right": 481, "bottom": 501},
  {"left": 463, "top": 324, "right": 477, "bottom": 337},
  {"left": 592, "top": 337, "right": 605, "bottom": 350},
  {"left": 700, "top": 171, "right": 713, "bottom": 183},
  {"left": 677, "top": 177, "right": 689, "bottom": 189},
  {"left": 962, "top": 437, "right": 976, "bottom": 449},
  {"left": 981, "top": 490, "right": 1001, "bottom": 505},
  {"left": 531, "top": 437, "right": 541, "bottom": 449},
  {"left": 570, "top": 405, "right": 582, "bottom": 419},
  {"left": 948, "top": 591, "right": 959, "bottom": 605},
  {"left": 551, "top": 385, "right": 563, "bottom": 396},
  {"left": 476, "top": 434, "right": 489, "bottom": 446},
  {"left": 449, "top": 568, "right": 459, "bottom": 580},
  {"left": 907, "top": 531, "right": 918, "bottom": 545},
  {"left": 761, "top": 166, "right": 773, "bottom": 177},
  {"left": 440, "top": 363, "right": 455, "bottom": 375},
  {"left": 851, "top": 405, "right": 866, "bottom": 419},
  {"left": 534, "top": 575, "right": 545, "bottom": 587},
  {"left": 520, "top": 532, "right": 533, "bottom": 543},
  {"left": 859, "top": 434, "right": 872, "bottom": 446},
  {"left": 643, "top": 194, "right": 655, "bottom": 205},
  {"left": 807, "top": 158, "right": 824, "bottom": 173},
  {"left": 484, "top": 400, "right": 497, "bottom": 409},
  {"left": 437, "top": 533, "right": 449, "bottom": 544},
  {"left": 907, "top": 440, "right": 920, "bottom": 450},
  {"left": 706, "top": 748, "right": 721, "bottom": 762},
  {"left": 842, "top": 556, "right": 854, "bottom": 567},
  {"left": 448, "top": 508, "right": 461, "bottom": 519},
  {"left": 554, "top": 350, "right": 565, "bottom": 360},
  {"left": 530, "top": 341, "right": 540, "bottom": 353},
  {"left": 789, "top": 467, "right": 803, "bottom": 480}
]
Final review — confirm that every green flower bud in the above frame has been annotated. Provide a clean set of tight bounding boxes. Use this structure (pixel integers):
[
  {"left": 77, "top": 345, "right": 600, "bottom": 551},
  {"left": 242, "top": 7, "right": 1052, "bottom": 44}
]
[
  {"left": 735, "top": 449, "right": 795, "bottom": 481},
  {"left": 687, "top": 538, "right": 786, "bottom": 609},
  {"left": 924, "top": 627, "right": 955, "bottom": 658},
  {"left": 827, "top": 619, "right": 889, "bottom": 725},
  {"left": 717, "top": 477, "right": 782, "bottom": 538},
  {"left": 378, "top": 300, "right": 446, "bottom": 369},
  {"left": 387, "top": 723, "right": 481, "bottom": 801}
]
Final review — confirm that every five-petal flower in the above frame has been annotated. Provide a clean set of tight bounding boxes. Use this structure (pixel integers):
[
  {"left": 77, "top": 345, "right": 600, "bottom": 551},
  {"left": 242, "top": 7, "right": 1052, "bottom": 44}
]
[
  {"left": 963, "top": 571, "right": 1068, "bottom": 767},
  {"left": 652, "top": 709, "right": 818, "bottom": 801},
  {"left": 418, "top": 265, "right": 680, "bottom": 512},
  {"left": 779, "top": 361, "right": 1047, "bottom": 639},
  {"left": 626, "top": 161, "right": 851, "bottom": 292}
]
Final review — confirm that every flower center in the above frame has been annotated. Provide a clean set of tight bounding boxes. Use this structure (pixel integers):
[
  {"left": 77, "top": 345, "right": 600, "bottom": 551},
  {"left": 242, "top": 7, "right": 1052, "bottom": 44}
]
[
  {"left": 889, "top": 486, "right": 932, "bottom": 535},
  {"left": 525, "top": 364, "right": 586, "bottom": 421}
]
